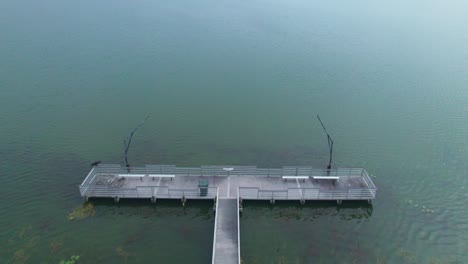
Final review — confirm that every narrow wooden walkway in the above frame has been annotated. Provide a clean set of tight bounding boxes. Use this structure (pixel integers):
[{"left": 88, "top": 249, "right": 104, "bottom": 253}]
[{"left": 212, "top": 199, "right": 239, "bottom": 264}]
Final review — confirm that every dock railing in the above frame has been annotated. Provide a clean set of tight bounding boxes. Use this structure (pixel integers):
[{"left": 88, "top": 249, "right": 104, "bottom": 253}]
[
  {"left": 81, "top": 164, "right": 371, "bottom": 181},
  {"left": 238, "top": 186, "right": 376, "bottom": 201},
  {"left": 237, "top": 188, "right": 241, "bottom": 264},
  {"left": 211, "top": 188, "right": 220, "bottom": 264},
  {"left": 82, "top": 185, "right": 218, "bottom": 200}
]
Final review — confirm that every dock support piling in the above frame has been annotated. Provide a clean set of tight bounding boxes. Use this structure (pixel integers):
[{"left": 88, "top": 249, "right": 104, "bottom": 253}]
[
  {"left": 213, "top": 197, "right": 217, "bottom": 212},
  {"left": 239, "top": 197, "right": 243, "bottom": 213}
]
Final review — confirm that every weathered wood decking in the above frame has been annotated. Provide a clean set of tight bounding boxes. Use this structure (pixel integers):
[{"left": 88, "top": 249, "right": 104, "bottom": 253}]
[{"left": 79, "top": 164, "right": 377, "bottom": 264}]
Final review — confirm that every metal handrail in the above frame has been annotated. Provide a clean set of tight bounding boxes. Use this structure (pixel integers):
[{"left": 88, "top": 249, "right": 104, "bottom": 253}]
[
  {"left": 82, "top": 165, "right": 369, "bottom": 182},
  {"left": 211, "top": 188, "right": 219, "bottom": 264},
  {"left": 82, "top": 185, "right": 218, "bottom": 199},
  {"left": 239, "top": 186, "right": 376, "bottom": 201},
  {"left": 237, "top": 188, "right": 241, "bottom": 264}
]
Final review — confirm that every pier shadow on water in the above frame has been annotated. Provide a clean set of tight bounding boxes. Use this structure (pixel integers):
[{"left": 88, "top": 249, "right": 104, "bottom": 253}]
[
  {"left": 240, "top": 200, "right": 376, "bottom": 264},
  {"left": 88, "top": 198, "right": 215, "bottom": 220},
  {"left": 241, "top": 200, "right": 373, "bottom": 222},
  {"left": 64, "top": 198, "right": 214, "bottom": 264}
]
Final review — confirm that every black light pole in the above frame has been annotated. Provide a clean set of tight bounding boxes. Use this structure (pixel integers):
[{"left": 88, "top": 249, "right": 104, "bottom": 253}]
[
  {"left": 123, "top": 114, "right": 150, "bottom": 171},
  {"left": 317, "top": 115, "right": 334, "bottom": 171}
]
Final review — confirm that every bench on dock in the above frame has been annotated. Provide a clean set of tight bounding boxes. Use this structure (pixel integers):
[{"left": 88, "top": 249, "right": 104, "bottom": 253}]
[
  {"left": 148, "top": 174, "right": 175, "bottom": 181},
  {"left": 311, "top": 176, "right": 340, "bottom": 184},
  {"left": 118, "top": 174, "right": 175, "bottom": 181},
  {"left": 118, "top": 174, "right": 146, "bottom": 181},
  {"left": 282, "top": 176, "right": 309, "bottom": 182}
]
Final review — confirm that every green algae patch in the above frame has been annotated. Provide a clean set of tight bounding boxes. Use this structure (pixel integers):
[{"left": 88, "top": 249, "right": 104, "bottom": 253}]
[
  {"left": 116, "top": 246, "right": 130, "bottom": 259},
  {"left": 50, "top": 240, "right": 63, "bottom": 253},
  {"left": 60, "top": 255, "right": 80, "bottom": 264},
  {"left": 7, "top": 225, "right": 40, "bottom": 264},
  {"left": 13, "top": 249, "right": 29, "bottom": 264},
  {"left": 17, "top": 225, "right": 32, "bottom": 240},
  {"left": 68, "top": 203, "right": 95, "bottom": 221}
]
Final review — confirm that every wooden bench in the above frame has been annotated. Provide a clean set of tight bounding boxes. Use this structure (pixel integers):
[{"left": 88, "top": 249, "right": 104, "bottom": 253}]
[
  {"left": 282, "top": 176, "right": 309, "bottom": 182},
  {"left": 148, "top": 174, "right": 175, "bottom": 181},
  {"left": 311, "top": 176, "right": 340, "bottom": 184}
]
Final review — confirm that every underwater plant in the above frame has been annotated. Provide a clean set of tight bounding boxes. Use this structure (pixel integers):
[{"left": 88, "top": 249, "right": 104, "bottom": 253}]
[
  {"left": 7, "top": 225, "right": 40, "bottom": 264},
  {"left": 13, "top": 249, "right": 29, "bottom": 264},
  {"left": 406, "top": 199, "right": 435, "bottom": 213},
  {"left": 50, "top": 240, "right": 63, "bottom": 253},
  {"left": 59, "top": 255, "right": 80, "bottom": 264},
  {"left": 68, "top": 203, "right": 95, "bottom": 221},
  {"left": 116, "top": 246, "right": 130, "bottom": 259},
  {"left": 397, "top": 248, "right": 416, "bottom": 263}
]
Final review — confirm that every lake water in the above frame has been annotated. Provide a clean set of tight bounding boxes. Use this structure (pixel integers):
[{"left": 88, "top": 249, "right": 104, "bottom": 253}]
[{"left": 1, "top": 0, "right": 467, "bottom": 263}]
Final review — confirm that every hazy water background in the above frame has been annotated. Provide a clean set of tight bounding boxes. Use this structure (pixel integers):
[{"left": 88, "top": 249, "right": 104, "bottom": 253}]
[{"left": 1, "top": 0, "right": 468, "bottom": 263}]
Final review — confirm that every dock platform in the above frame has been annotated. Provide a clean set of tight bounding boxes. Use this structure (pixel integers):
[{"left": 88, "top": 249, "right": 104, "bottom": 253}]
[
  {"left": 79, "top": 164, "right": 377, "bottom": 264},
  {"left": 80, "top": 165, "right": 377, "bottom": 202}
]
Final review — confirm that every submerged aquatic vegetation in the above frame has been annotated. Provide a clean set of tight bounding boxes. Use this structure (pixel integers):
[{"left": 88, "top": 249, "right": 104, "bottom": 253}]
[
  {"left": 116, "top": 246, "right": 130, "bottom": 259},
  {"left": 7, "top": 225, "right": 40, "bottom": 264},
  {"left": 50, "top": 240, "right": 63, "bottom": 253},
  {"left": 277, "top": 255, "right": 287, "bottom": 264},
  {"left": 17, "top": 225, "right": 32, "bottom": 240},
  {"left": 375, "top": 256, "right": 386, "bottom": 264},
  {"left": 406, "top": 199, "right": 436, "bottom": 213},
  {"left": 397, "top": 248, "right": 416, "bottom": 263},
  {"left": 59, "top": 255, "right": 80, "bottom": 264},
  {"left": 68, "top": 203, "right": 95, "bottom": 221},
  {"left": 37, "top": 217, "right": 54, "bottom": 231},
  {"left": 13, "top": 249, "right": 29, "bottom": 264},
  {"left": 428, "top": 257, "right": 448, "bottom": 264},
  {"left": 398, "top": 249, "right": 411, "bottom": 257},
  {"left": 23, "top": 236, "right": 40, "bottom": 250}
]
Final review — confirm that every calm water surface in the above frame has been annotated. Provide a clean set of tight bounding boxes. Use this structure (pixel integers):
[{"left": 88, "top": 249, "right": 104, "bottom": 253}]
[{"left": 1, "top": 0, "right": 467, "bottom": 263}]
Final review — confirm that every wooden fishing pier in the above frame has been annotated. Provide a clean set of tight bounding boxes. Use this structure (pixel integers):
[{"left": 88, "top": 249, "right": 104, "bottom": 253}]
[{"left": 79, "top": 164, "right": 377, "bottom": 264}]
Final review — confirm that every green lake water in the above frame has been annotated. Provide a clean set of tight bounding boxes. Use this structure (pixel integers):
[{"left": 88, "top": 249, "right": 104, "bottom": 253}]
[{"left": 1, "top": 0, "right": 467, "bottom": 263}]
